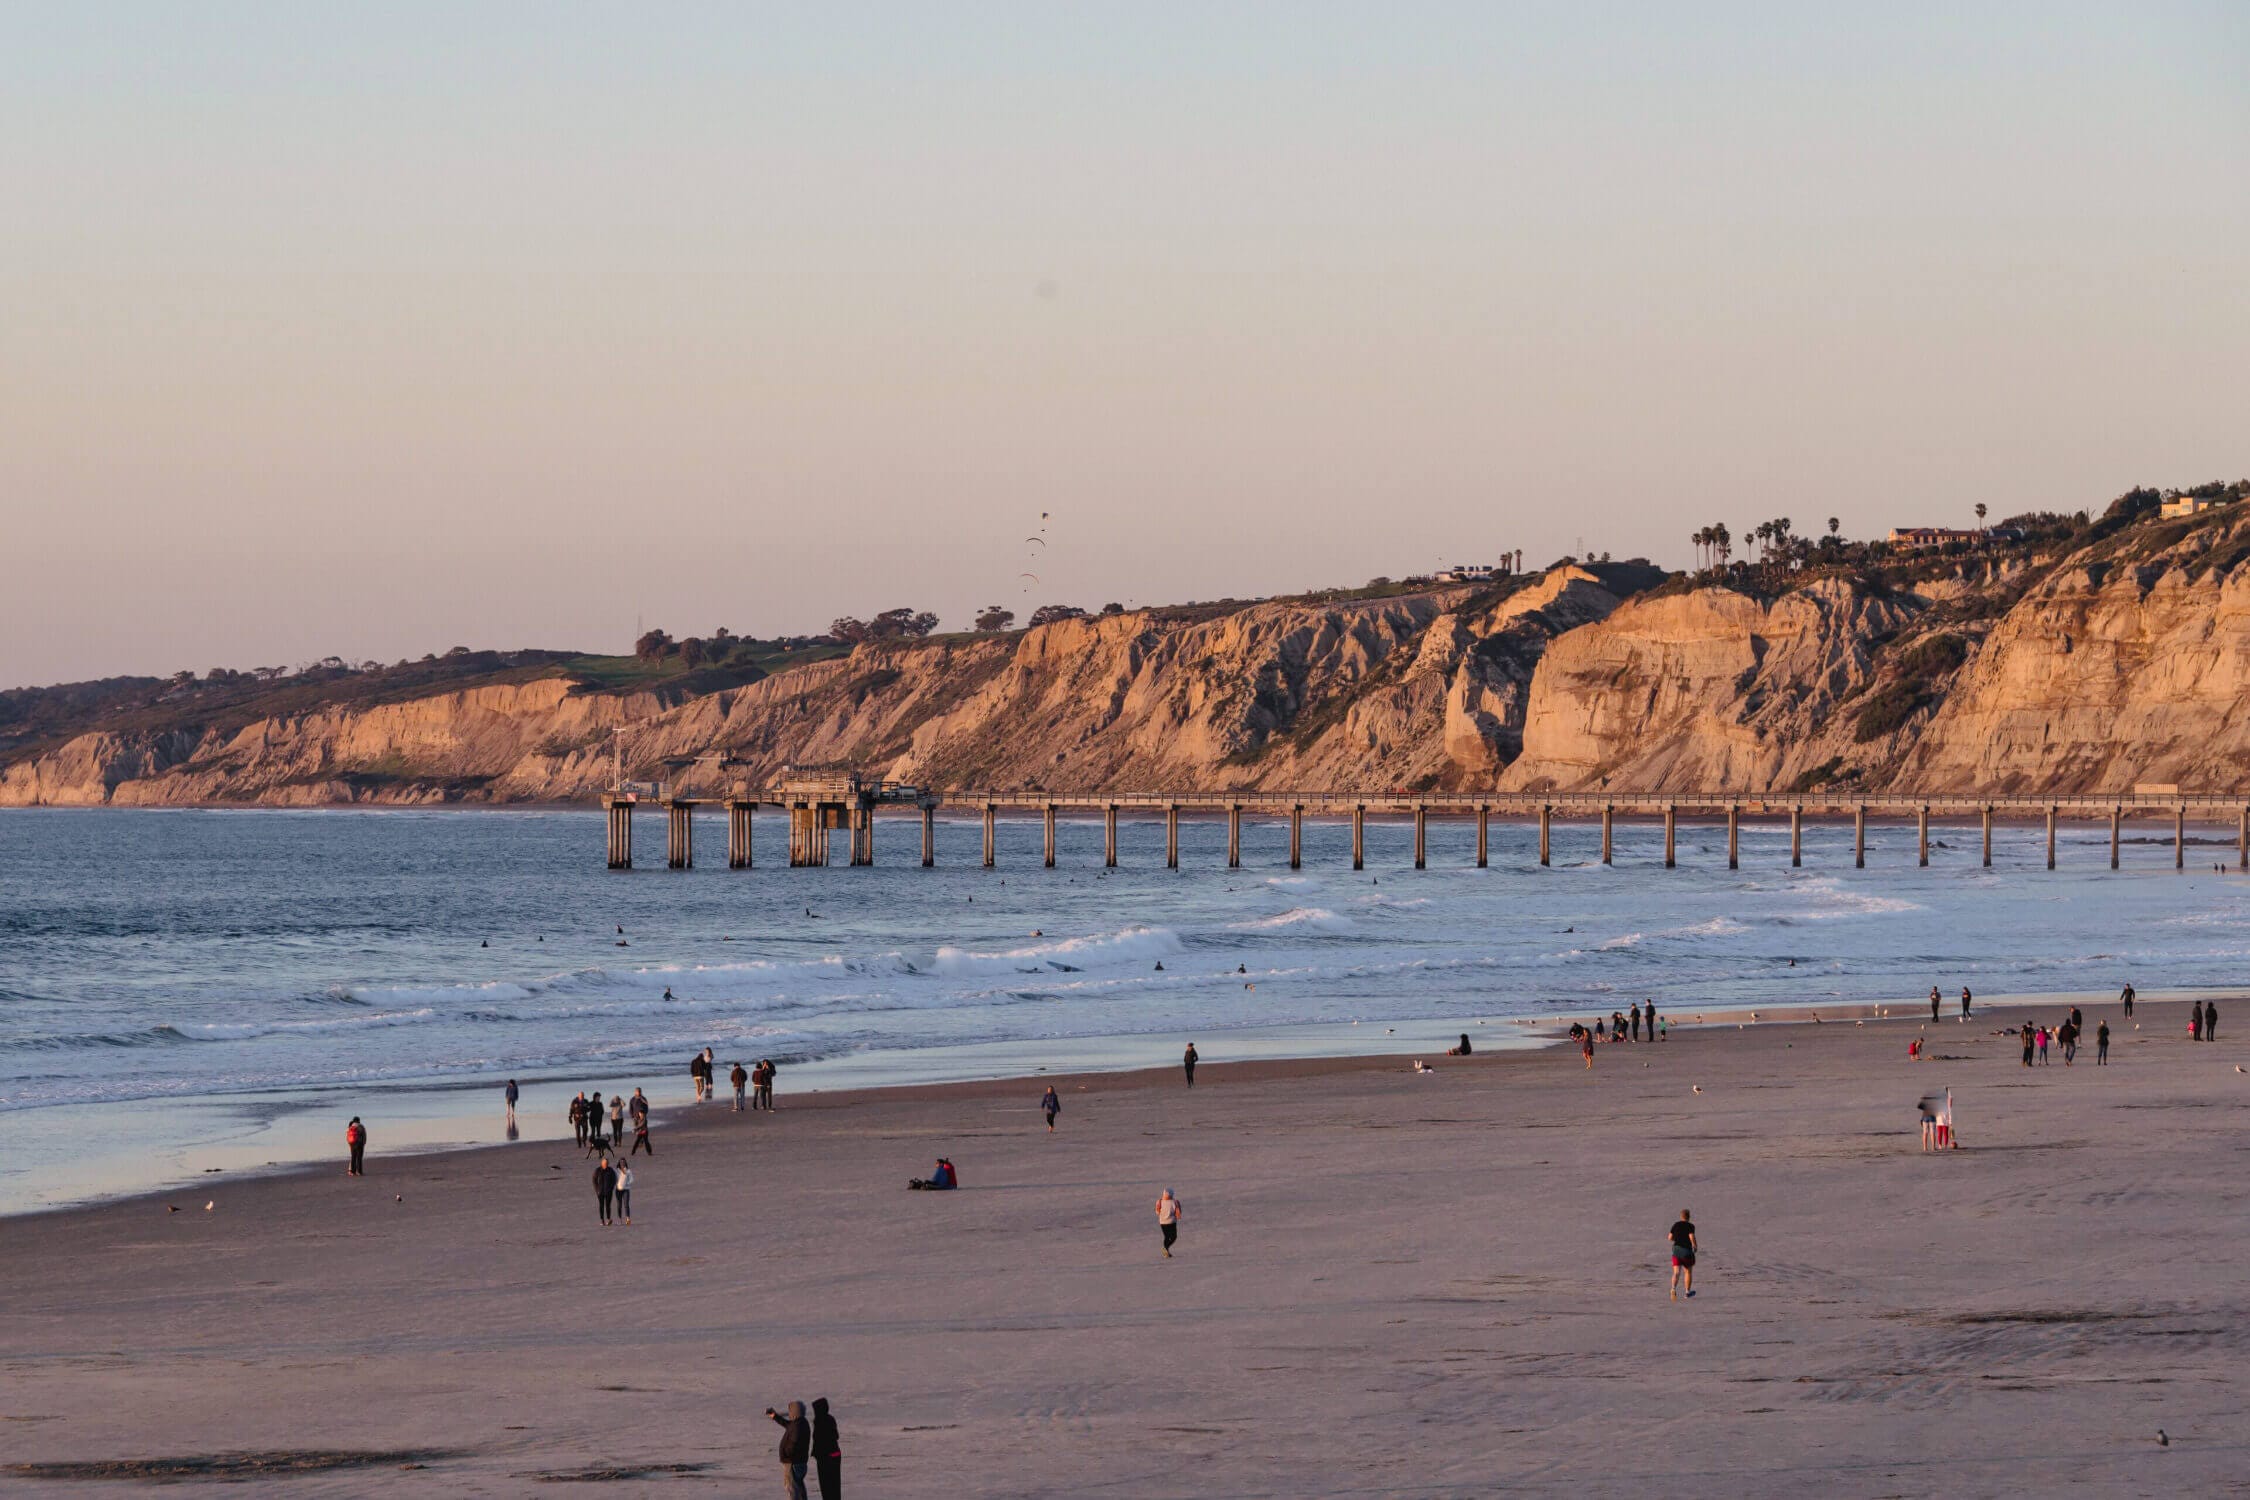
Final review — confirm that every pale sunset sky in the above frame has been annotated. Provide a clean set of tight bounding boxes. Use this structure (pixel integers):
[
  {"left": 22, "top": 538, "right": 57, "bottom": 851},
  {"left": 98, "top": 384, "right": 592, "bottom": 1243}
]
[{"left": 2, "top": 3, "right": 2245, "bottom": 687}]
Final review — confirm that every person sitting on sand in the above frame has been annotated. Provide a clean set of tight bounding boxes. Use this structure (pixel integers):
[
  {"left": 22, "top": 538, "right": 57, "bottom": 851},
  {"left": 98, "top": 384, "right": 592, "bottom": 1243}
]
[
  {"left": 909, "top": 1158, "right": 958, "bottom": 1191},
  {"left": 1907, "top": 1038, "right": 1923, "bottom": 1061},
  {"left": 1668, "top": 1210, "right": 1697, "bottom": 1299},
  {"left": 1041, "top": 1086, "right": 1061, "bottom": 1132},
  {"left": 1448, "top": 1033, "right": 1472, "bottom": 1057}
]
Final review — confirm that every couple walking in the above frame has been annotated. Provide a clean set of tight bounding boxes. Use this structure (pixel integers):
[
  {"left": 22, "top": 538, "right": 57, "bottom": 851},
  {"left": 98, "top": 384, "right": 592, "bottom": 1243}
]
[{"left": 766, "top": 1398, "right": 842, "bottom": 1499}]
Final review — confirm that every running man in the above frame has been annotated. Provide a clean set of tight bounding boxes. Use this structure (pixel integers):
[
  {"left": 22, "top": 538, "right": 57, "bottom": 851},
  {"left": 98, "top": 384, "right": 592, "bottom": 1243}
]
[
  {"left": 1669, "top": 1209, "right": 1697, "bottom": 1300},
  {"left": 1156, "top": 1188, "right": 1183, "bottom": 1258}
]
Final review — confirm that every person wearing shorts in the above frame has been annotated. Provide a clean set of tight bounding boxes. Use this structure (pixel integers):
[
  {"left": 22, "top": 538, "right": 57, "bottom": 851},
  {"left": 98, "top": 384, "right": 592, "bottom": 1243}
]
[{"left": 1668, "top": 1210, "right": 1697, "bottom": 1300}]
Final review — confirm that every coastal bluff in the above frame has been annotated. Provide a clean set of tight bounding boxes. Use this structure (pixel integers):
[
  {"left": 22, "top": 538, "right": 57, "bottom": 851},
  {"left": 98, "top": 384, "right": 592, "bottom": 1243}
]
[{"left": 11, "top": 511, "right": 2250, "bottom": 806}]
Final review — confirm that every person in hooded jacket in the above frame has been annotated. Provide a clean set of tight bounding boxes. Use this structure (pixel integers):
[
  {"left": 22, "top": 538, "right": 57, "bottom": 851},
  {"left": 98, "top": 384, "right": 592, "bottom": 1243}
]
[
  {"left": 810, "top": 1397, "right": 842, "bottom": 1499},
  {"left": 766, "top": 1401, "right": 811, "bottom": 1499}
]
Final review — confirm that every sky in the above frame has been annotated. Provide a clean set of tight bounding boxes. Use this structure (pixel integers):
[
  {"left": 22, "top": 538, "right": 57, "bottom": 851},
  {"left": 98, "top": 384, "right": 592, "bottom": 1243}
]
[{"left": 3, "top": 2, "right": 2245, "bottom": 688}]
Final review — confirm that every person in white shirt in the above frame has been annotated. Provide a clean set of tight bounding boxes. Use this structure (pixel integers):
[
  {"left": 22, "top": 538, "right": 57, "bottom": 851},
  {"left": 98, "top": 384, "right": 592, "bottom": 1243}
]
[
  {"left": 1155, "top": 1189, "right": 1183, "bottom": 1258},
  {"left": 613, "top": 1161, "right": 635, "bottom": 1225}
]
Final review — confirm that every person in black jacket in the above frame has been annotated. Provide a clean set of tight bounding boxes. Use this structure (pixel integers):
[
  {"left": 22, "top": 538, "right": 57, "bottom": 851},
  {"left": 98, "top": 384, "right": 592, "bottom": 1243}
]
[
  {"left": 592, "top": 1156, "right": 616, "bottom": 1226},
  {"left": 766, "top": 1401, "right": 810, "bottom": 1499},
  {"left": 810, "top": 1397, "right": 841, "bottom": 1499}
]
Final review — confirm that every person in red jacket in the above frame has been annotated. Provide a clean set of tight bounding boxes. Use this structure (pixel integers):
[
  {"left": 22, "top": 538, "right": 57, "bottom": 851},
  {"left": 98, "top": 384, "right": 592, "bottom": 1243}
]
[{"left": 344, "top": 1117, "right": 367, "bottom": 1177}]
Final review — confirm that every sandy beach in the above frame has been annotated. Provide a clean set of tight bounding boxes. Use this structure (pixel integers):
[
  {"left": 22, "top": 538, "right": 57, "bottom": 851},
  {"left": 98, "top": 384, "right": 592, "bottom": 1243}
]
[{"left": 5, "top": 997, "right": 2247, "bottom": 1496}]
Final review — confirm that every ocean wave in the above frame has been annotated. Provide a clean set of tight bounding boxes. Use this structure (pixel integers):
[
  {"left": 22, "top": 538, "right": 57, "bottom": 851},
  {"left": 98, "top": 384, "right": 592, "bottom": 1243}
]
[
  {"left": 1228, "top": 907, "right": 1355, "bottom": 935},
  {"left": 162, "top": 1008, "right": 442, "bottom": 1042},
  {"left": 932, "top": 926, "right": 1183, "bottom": 977}
]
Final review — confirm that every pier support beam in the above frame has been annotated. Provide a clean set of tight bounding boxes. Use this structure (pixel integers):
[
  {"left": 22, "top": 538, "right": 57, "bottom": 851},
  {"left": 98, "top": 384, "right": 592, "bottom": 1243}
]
[
  {"left": 2240, "top": 806, "right": 2247, "bottom": 872},
  {"left": 1538, "top": 805, "right": 1551, "bottom": 867},
  {"left": 1105, "top": 805, "right": 1119, "bottom": 868},
  {"left": 2176, "top": 805, "right": 2186, "bottom": 870},
  {"left": 1664, "top": 804, "right": 1676, "bottom": 869},
  {"left": 1918, "top": 806, "right": 1930, "bottom": 868},
  {"left": 921, "top": 804, "right": 935, "bottom": 868},
  {"left": 982, "top": 804, "right": 996, "bottom": 869},
  {"left": 1414, "top": 804, "right": 1428, "bottom": 870},
  {"left": 728, "top": 800, "right": 755, "bottom": 869},
  {"left": 605, "top": 799, "right": 634, "bottom": 870},
  {"left": 1043, "top": 805, "right": 1057, "bottom": 868},
  {"left": 1600, "top": 805, "right": 1613, "bottom": 866},
  {"left": 2112, "top": 807, "right": 2121, "bottom": 870},
  {"left": 1227, "top": 804, "right": 1242, "bottom": 869},
  {"left": 848, "top": 807, "right": 873, "bottom": 867},
  {"left": 1981, "top": 806, "right": 1992, "bottom": 868},
  {"left": 1476, "top": 805, "right": 1489, "bottom": 869},
  {"left": 1352, "top": 805, "right": 1365, "bottom": 870},
  {"left": 1854, "top": 805, "right": 1866, "bottom": 868},
  {"left": 1290, "top": 805, "right": 1304, "bottom": 870},
  {"left": 1166, "top": 805, "right": 1180, "bottom": 869},
  {"left": 2047, "top": 806, "right": 2058, "bottom": 870},
  {"left": 667, "top": 802, "right": 693, "bottom": 870},
  {"left": 1791, "top": 806, "right": 1803, "bottom": 869},
  {"left": 1727, "top": 805, "right": 1739, "bottom": 870}
]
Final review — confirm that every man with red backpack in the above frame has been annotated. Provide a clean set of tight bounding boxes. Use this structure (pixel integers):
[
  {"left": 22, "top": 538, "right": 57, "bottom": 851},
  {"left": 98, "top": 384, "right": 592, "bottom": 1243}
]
[{"left": 344, "top": 1117, "right": 367, "bottom": 1177}]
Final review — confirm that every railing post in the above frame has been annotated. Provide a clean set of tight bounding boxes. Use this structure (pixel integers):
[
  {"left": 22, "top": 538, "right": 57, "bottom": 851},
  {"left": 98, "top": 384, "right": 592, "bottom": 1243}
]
[
  {"left": 1664, "top": 804, "right": 1676, "bottom": 869},
  {"left": 982, "top": 803, "right": 996, "bottom": 869},
  {"left": 1790, "top": 805, "right": 1803, "bottom": 868},
  {"left": 1352, "top": 805, "right": 1366, "bottom": 870},
  {"left": 1854, "top": 805, "right": 1866, "bottom": 868},
  {"left": 1727, "top": 805, "right": 1739, "bottom": 870},
  {"left": 1476, "top": 805, "right": 1489, "bottom": 868}
]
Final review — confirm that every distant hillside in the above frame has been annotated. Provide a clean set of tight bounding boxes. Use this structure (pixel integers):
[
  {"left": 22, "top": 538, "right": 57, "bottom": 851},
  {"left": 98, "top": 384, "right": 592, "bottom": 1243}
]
[{"left": 7, "top": 492, "right": 2250, "bottom": 805}]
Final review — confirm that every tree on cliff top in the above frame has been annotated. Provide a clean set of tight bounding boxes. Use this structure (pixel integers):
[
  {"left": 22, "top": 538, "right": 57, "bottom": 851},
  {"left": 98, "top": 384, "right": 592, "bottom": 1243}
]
[
  {"left": 1027, "top": 603, "right": 1086, "bottom": 628},
  {"left": 634, "top": 629, "right": 673, "bottom": 661},
  {"left": 974, "top": 605, "right": 1016, "bottom": 632}
]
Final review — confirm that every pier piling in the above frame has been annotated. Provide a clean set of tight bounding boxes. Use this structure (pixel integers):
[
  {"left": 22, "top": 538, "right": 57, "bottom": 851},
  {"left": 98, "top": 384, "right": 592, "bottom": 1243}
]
[
  {"left": 1290, "top": 805, "right": 1304, "bottom": 870},
  {"left": 1476, "top": 805, "right": 1489, "bottom": 869},
  {"left": 1414, "top": 804, "right": 1428, "bottom": 869},
  {"left": 1854, "top": 805, "right": 1866, "bottom": 868},
  {"left": 1538, "top": 805, "right": 1551, "bottom": 867},
  {"left": 1352, "top": 805, "right": 1365, "bottom": 870},
  {"left": 1104, "top": 804, "right": 1119, "bottom": 868},
  {"left": 666, "top": 802, "right": 693, "bottom": 870},
  {"left": 2047, "top": 806, "right": 2058, "bottom": 870},
  {"left": 921, "top": 804, "right": 935, "bottom": 867},
  {"left": 1981, "top": 806, "right": 1992, "bottom": 868},
  {"left": 1600, "top": 805, "right": 1613, "bottom": 865},
  {"left": 1166, "top": 805, "right": 1180, "bottom": 869},
  {"left": 605, "top": 798, "right": 634, "bottom": 870},
  {"left": 1790, "top": 805, "right": 1803, "bottom": 868},
  {"left": 2176, "top": 805, "right": 2186, "bottom": 870},
  {"left": 1727, "top": 805, "right": 1739, "bottom": 870},
  {"left": 1043, "top": 805, "right": 1057, "bottom": 868},
  {"left": 728, "top": 800, "right": 755, "bottom": 869},
  {"left": 1664, "top": 804, "right": 1676, "bottom": 868},
  {"left": 1227, "top": 804, "right": 1241, "bottom": 869},
  {"left": 982, "top": 804, "right": 996, "bottom": 869},
  {"left": 1918, "top": 806, "right": 1930, "bottom": 867},
  {"left": 2112, "top": 807, "right": 2121, "bottom": 870}
]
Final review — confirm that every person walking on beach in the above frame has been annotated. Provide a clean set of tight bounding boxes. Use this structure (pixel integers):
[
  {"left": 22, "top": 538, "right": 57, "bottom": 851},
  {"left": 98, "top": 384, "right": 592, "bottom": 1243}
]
[
  {"left": 2036, "top": 1027, "right": 2051, "bottom": 1065},
  {"left": 612, "top": 1159, "right": 634, "bottom": 1225},
  {"left": 1156, "top": 1188, "right": 1183, "bottom": 1258},
  {"left": 2096, "top": 1019, "right": 2110, "bottom": 1064},
  {"left": 610, "top": 1093, "right": 626, "bottom": 1144},
  {"left": 630, "top": 1106, "right": 653, "bottom": 1155},
  {"left": 570, "top": 1092, "right": 588, "bottom": 1148},
  {"left": 757, "top": 1059, "right": 777, "bottom": 1112},
  {"left": 689, "top": 1050, "right": 708, "bottom": 1103},
  {"left": 1581, "top": 1025, "right": 1595, "bottom": 1069},
  {"left": 2121, "top": 982, "right": 2135, "bottom": 1017},
  {"left": 1961, "top": 986, "right": 1972, "bottom": 1019},
  {"left": 767, "top": 1401, "right": 811, "bottom": 1500},
  {"left": 592, "top": 1155, "right": 616, "bottom": 1225},
  {"left": 504, "top": 1078, "right": 518, "bottom": 1125},
  {"left": 1182, "top": 1043, "right": 1198, "bottom": 1087},
  {"left": 2059, "top": 1018, "right": 2078, "bottom": 1066},
  {"left": 345, "top": 1117, "right": 367, "bottom": 1177},
  {"left": 1041, "top": 1085, "right": 1061, "bottom": 1132},
  {"left": 1668, "top": 1209, "right": 1697, "bottom": 1300},
  {"left": 587, "top": 1091, "right": 606, "bottom": 1149},
  {"left": 630, "top": 1088, "right": 648, "bottom": 1135},
  {"left": 2020, "top": 1023, "right": 2035, "bottom": 1068},
  {"left": 810, "top": 1397, "right": 841, "bottom": 1500},
  {"left": 1930, "top": 986, "right": 1942, "bottom": 1022},
  {"left": 731, "top": 1061, "right": 749, "bottom": 1112}
]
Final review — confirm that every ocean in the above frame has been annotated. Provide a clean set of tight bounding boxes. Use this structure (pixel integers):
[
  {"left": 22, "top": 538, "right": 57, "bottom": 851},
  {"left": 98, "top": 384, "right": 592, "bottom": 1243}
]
[{"left": 1, "top": 806, "right": 2237, "bottom": 1212}]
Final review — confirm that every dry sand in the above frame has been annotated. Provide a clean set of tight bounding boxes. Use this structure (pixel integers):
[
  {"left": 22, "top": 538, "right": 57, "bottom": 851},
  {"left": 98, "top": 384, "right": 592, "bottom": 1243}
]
[{"left": 4, "top": 999, "right": 2247, "bottom": 1497}]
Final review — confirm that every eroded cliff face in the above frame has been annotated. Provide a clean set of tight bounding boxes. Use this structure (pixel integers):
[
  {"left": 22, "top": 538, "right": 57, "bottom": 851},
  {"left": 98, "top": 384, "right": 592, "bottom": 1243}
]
[
  {"left": 12, "top": 517, "right": 2250, "bottom": 807},
  {"left": 0, "top": 571, "right": 1619, "bottom": 804}
]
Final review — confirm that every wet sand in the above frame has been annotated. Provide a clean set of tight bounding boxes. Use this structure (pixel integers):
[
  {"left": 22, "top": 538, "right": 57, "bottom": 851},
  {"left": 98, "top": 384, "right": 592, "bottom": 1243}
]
[{"left": 5, "top": 998, "right": 2247, "bottom": 1496}]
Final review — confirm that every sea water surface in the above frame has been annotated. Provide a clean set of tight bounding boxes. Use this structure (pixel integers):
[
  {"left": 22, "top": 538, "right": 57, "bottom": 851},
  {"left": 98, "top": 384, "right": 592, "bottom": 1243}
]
[{"left": 1, "top": 807, "right": 2239, "bottom": 1212}]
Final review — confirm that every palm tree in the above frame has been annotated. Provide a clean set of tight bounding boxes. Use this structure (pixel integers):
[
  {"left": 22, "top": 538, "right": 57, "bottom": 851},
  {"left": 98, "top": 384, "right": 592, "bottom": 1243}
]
[
  {"left": 1828, "top": 516, "right": 1840, "bottom": 538},
  {"left": 1714, "top": 525, "right": 1731, "bottom": 569},
  {"left": 1974, "top": 502, "right": 1987, "bottom": 531}
]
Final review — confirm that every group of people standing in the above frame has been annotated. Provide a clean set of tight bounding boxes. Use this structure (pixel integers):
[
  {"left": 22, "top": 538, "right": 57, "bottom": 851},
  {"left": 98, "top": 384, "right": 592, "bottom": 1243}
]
[
  {"left": 766, "top": 1398, "right": 843, "bottom": 1499},
  {"left": 2017, "top": 1008, "right": 2105, "bottom": 1067},
  {"left": 570, "top": 1087, "right": 652, "bottom": 1154},
  {"left": 730, "top": 1058, "right": 779, "bottom": 1111}
]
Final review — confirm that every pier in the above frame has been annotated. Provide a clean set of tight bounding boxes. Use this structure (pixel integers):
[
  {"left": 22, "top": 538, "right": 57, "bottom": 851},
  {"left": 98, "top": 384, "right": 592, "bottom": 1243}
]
[{"left": 603, "top": 782, "right": 2250, "bottom": 873}]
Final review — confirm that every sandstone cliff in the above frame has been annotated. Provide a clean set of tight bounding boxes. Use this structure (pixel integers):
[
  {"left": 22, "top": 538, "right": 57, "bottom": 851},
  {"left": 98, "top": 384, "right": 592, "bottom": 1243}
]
[{"left": 9, "top": 512, "right": 2250, "bottom": 805}]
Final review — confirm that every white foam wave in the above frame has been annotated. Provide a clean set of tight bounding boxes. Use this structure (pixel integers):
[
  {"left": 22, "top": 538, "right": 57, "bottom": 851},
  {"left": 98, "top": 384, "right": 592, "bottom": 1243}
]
[
  {"left": 932, "top": 926, "right": 1184, "bottom": 977},
  {"left": 1229, "top": 907, "right": 1355, "bottom": 935}
]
